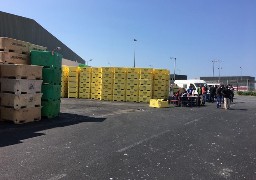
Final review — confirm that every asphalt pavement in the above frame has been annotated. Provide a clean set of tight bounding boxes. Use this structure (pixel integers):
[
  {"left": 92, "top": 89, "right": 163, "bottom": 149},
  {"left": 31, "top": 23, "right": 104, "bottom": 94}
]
[{"left": 0, "top": 96, "right": 256, "bottom": 180}]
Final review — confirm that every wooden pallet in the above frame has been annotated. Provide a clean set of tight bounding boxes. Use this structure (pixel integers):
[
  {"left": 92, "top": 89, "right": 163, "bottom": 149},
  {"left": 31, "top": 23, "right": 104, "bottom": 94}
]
[
  {"left": 0, "top": 79, "right": 42, "bottom": 94},
  {"left": 29, "top": 43, "right": 47, "bottom": 51},
  {"left": 0, "top": 52, "right": 29, "bottom": 64},
  {"left": 0, "top": 37, "right": 29, "bottom": 54},
  {"left": 0, "top": 106, "right": 41, "bottom": 124},
  {"left": 0, "top": 64, "right": 42, "bottom": 79},
  {"left": 0, "top": 93, "right": 42, "bottom": 110}
]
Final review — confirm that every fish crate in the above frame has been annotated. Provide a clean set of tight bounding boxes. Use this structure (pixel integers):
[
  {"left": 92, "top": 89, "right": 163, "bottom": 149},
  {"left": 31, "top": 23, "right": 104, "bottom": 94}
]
[
  {"left": 113, "top": 95, "right": 126, "bottom": 102},
  {"left": 42, "top": 84, "right": 61, "bottom": 101},
  {"left": 0, "top": 64, "right": 42, "bottom": 79},
  {"left": 0, "top": 52, "right": 29, "bottom": 64},
  {"left": 127, "top": 68, "right": 140, "bottom": 74},
  {"left": 126, "top": 95, "right": 139, "bottom": 102},
  {"left": 0, "top": 93, "right": 42, "bottom": 110},
  {"left": 0, "top": 79, "right": 42, "bottom": 94},
  {"left": 149, "top": 99, "right": 169, "bottom": 108},
  {"left": 140, "top": 73, "right": 153, "bottom": 80},
  {"left": 0, "top": 37, "right": 29, "bottom": 54},
  {"left": 100, "top": 95, "right": 113, "bottom": 101},
  {"left": 140, "top": 68, "right": 153, "bottom": 74},
  {"left": 114, "top": 67, "right": 127, "bottom": 74},
  {"left": 30, "top": 51, "right": 62, "bottom": 68},
  {"left": 41, "top": 100, "right": 60, "bottom": 118},
  {"left": 42, "top": 67, "right": 61, "bottom": 84},
  {"left": 127, "top": 73, "right": 140, "bottom": 80},
  {"left": 0, "top": 106, "right": 41, "bottom": 124}
]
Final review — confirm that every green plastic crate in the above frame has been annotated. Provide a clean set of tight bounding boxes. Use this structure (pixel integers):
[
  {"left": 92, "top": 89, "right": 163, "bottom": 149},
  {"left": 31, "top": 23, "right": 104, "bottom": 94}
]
[
  {"left": 42, "top": 100, "right": 60, "bottom": 118},
  {"left": 43, "top": 67, "right": 62, "bottom": 84},
  {"left": 42, "top": 84, "right": 61, "bottom": 101},
  {"left": 30, "top": 50, "right": 62, "bottom": 68}
]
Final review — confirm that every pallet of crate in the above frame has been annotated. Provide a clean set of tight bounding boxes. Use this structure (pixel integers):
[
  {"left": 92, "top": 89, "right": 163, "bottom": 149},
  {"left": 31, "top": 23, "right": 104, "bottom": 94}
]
[
  {"left": 0, "top": 37, "right": 46, "bottom": 65},
  {"left": 101, "top": 67, "right": 114, "bottom": 101},
  {"left": 139, "top": 68, "right": 153, "bottom": 103},
  {"left": 79, "top": 67, "right": 92, "bottom": 99},
  {"left": 126, "top": 68, "right": 140, "bottom": 102},
  {"left": 68, "top": 66, "right": 80, "bottom": 98},
  {"left": 61, "top": 65, "right": 69, "bottom": 98},
  {"left": 30, "top": 50, "right": 62, "bottom": 118},
  {"left": 0, "top": 64, "right": 43, "bottom": 124},
  {"left": 152, "top": 69, "right": 170, "bottom": 99},
  {"left": 113, "top": 67, "right": 127, "bottom": 102}
]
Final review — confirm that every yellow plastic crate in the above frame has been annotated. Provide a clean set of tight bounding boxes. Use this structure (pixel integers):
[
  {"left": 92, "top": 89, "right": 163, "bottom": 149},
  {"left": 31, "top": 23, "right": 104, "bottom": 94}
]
[
  {"left": 127, "top": 73, "right": 139, "bottom": 80},
  {"left": 113, "top": 84, "right": 126, "bottom": 90},
  {"left": 68, "top": 92, "right": 78, "bottom": 98},
  {"left": 139, "top": 97, "right": 151, "bottom": 103},
  {"left": 114, "top": 67, "right": 127, "bottom": 73},
  {"left": 153, "top": 69, "right": 169, "bottom": 75},
  {"left": 79, "top": 93, "right": 91, "bottom": 99},
  {"left": 126, "top": 90, "right": 139, "bottom": 96},
  {"left": 113, "top": 95, "right": 126, "bottom": 102},
  {"left": 114, "top": 73, "right": 126, "bottom": 79},
  {"left": 140, "top": 74, "right": 153, "bottom": 80},
  {"left": 140, "top": 68, "right": 153, "bottom": 74},
  {"left": 100, "top": 95, "right": 113, "bottom": 101},
  {"left": 139, "top": 79, "right": 152, "bottom": 86},
  {"left": 139, "top": 85, "right": 152, "bottom": 91},
  {"left": 139, "top": 91, "right": 152, "bottom": 97},
  {"left": 68, "top": 82, "right": 78, "bottom": 88},
  {"left": 127, "top": 68, "right": 140, "bottom": 73},
  {"left": 69, "top": 66, "right": 80, "bottom": 72},
  {"left": 126, "top": 95, "right": 138, "bottom": 102},
  {"left": 149, "top": 99, "right": 169, "bottom": 108}
]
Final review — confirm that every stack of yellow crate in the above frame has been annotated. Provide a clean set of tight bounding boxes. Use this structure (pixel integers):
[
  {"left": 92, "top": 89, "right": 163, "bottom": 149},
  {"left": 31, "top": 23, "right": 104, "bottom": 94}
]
[
  {"left": 79, "top": 67, "right": 92, "bottom": 99},
  {"left": 126, "top": 68, "right": 140, "bottom": 102},
  {"left": 91, "top": 67, "right": 102, "bottom": 100},
  {"left": 61, "top": 65, "right": 69, "bottom": 98},
  {"left": 153, "top": 69, "right": 170, "bottom": 99},
  {"left": 139, "top": 68, "right": 153, "bottom": 103},
  {"left": 113, "top": 67, "right": 127, "bottom": 101},
  {"left": 101, "top": 67, "right": 114, "bottom": 101},
  {"left": 68, "top": 66, "right": 80, "bottom": 98}
]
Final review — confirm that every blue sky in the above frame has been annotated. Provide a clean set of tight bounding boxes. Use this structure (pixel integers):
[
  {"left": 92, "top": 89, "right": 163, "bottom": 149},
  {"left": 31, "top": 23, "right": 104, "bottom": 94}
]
[{"left": 1, "top": 0, "right": 256, "bottom": 79}]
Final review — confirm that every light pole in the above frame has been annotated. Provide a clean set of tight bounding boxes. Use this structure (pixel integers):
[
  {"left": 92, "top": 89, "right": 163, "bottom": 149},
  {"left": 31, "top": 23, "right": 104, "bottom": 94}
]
[
  {"left": 170, "top": 57, "right": 176, "bottom": 81},
  {"left": 133, "top": 39, "right": 137, "bottom": 68},
  {"left": 211, "top": 60, "right": 218, "bottom": 77},
  {"left": 240, "top": 67, "right": 242, "bottom": 80},
  {"left": 87, "top": 59, "right": 93, "bottom": 66},
  {"left": 218, "top": 67, "right": 222, "bottom": 82},
  {"left": 108, "top": 62, "right": 111, "bottom": 67}
]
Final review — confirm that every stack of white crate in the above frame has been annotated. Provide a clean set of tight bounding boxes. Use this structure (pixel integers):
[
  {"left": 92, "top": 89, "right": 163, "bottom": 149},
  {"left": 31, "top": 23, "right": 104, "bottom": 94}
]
[{"left": 0, "top": 64, "right": 43, "bottom": 124}]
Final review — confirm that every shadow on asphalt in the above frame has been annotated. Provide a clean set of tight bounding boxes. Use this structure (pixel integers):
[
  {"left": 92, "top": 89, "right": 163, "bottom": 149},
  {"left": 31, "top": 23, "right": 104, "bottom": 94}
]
[{"left": 0, "top": 113, "right": 106, "bottom": 147}]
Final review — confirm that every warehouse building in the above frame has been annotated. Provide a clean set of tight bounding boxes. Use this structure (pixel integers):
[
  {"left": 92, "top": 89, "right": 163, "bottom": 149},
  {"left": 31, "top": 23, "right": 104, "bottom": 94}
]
[
  {"left": 0, "top": 11, "right": 85, "bottom": 65},
  {"left": 200, "top": 76, "right": 255, "bottom": 91}
]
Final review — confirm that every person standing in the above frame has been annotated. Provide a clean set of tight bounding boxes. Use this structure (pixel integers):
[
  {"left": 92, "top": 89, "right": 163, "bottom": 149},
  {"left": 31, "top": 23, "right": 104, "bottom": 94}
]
[
  {"left": 209, "top": 85, "right": 216, "bottom": 103},
  {"left": 202, "top": 84, "right": 207, "bottom": 105},
  {"left": 222, "top": 85, "right": 232, "bottom": 109},
  {"left": 216, "top": 85, "right": 223, "bottom": 108}
]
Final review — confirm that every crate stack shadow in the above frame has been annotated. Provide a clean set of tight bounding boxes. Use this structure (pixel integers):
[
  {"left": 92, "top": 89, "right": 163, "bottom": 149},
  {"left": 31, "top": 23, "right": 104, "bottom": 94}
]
[
  {"left": 30, "top": 51, "right": 62, "bottom": 118},
  {"left": 0, "top": 65, "right": 43, "bottom": 124}
]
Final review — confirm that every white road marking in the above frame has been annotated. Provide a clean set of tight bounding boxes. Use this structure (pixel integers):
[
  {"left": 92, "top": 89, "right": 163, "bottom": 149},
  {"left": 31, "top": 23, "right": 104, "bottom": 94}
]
[
  {"left": 116, "top": 130, "right": 170, "bottom": 153},
  {"left": 48, "top": 174, "right": 67, "bottom": 180}
]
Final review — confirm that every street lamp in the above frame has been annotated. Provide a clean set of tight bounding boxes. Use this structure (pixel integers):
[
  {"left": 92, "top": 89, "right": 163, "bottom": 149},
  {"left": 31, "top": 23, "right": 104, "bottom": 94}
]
[
  {"left": 87, "top": 59, "right": 93, "bottom": 66},
  {"left": 211, "top": 60, "right": 218, "bottom": 77},
  {"left": 218, "top": 67, "right": 222, "bottom": 82},
  {"left": 170, "top": 57, "right": 176, "bottom": 81},
  {"left": 240, "top": 67, "right": 242, "bottom": 80},
  {"left": 133, "top": 39, "right": 137, "bottom": 67}
]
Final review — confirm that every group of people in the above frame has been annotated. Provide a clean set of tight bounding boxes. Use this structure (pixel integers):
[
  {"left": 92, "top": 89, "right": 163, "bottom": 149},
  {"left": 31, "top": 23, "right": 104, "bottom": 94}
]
[
  {"left": 172, "top": 84, "right": 234, "bottom": 109},
  {"left": 210, "top": 84, "right": 234, "bottom": 109}
]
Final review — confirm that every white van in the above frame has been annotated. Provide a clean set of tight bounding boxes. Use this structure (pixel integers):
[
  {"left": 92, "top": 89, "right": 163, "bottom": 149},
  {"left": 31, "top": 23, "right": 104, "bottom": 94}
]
[{"left": 174, "top": 80, "right": 207, "bottom": 95}]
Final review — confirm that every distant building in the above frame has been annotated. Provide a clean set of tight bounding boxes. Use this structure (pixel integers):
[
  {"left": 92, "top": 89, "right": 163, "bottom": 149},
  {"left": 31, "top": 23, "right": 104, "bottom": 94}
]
[
  {"left": 170, "top": 74, "right": 187, "bottom": 84},
  {"left": 0, "top": 11, "right": 85, "bottom": 64},
  {"left": 200, "top": 76, "right": 255, "bottom": 91}
]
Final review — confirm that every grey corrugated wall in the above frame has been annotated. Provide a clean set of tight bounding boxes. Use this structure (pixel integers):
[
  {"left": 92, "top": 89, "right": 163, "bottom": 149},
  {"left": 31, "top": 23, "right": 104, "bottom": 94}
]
[{"left": 0, "top": 11, "right": 85, "bottom": 64}]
